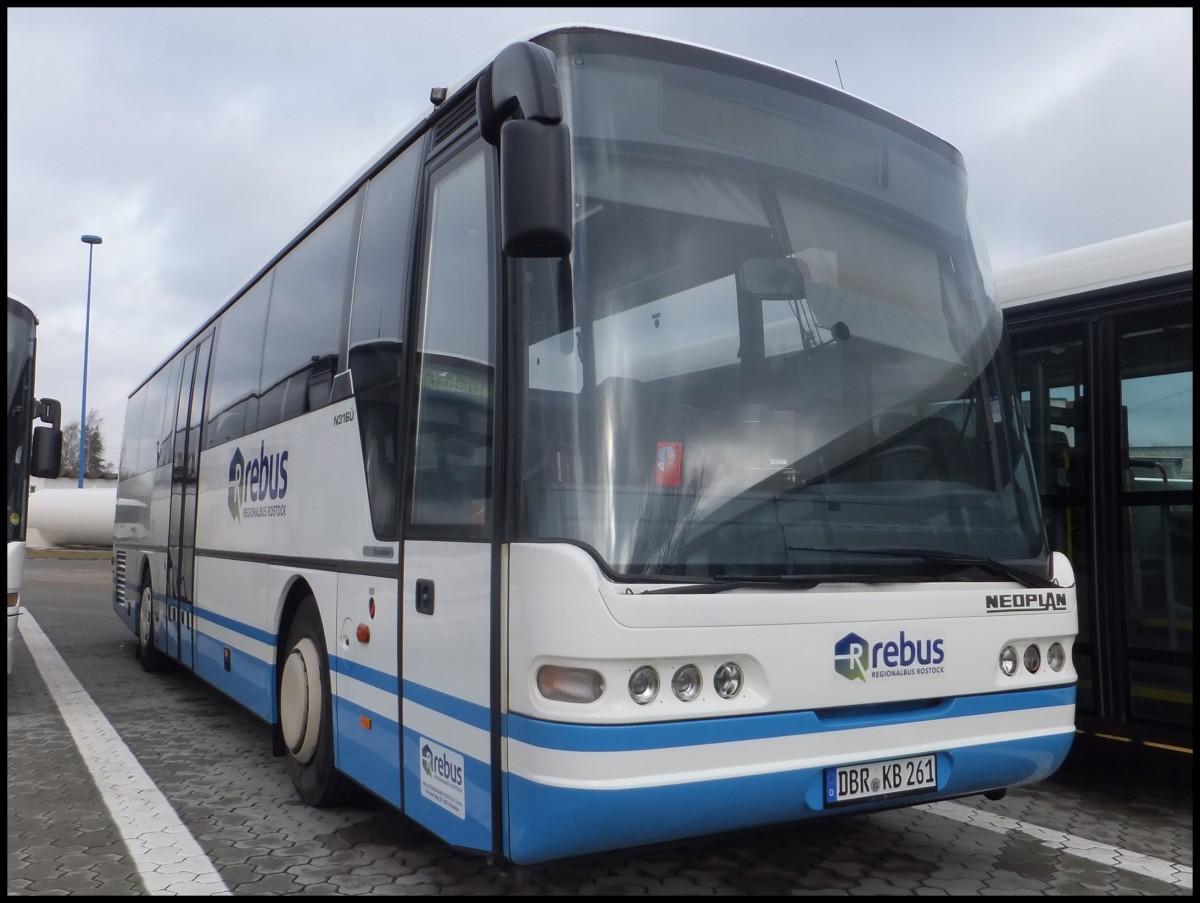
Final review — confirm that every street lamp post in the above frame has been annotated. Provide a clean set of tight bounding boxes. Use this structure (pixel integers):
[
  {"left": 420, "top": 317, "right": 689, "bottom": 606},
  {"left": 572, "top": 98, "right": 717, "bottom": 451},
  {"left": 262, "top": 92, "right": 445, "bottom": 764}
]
[{"left": 79, "top": 234, "right": 103, "bottom": 488}]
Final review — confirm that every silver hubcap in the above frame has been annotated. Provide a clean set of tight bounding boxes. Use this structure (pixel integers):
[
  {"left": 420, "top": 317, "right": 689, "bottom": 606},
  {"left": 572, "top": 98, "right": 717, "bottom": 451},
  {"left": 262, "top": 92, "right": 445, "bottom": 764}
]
[
  {"left": 139, "top": 587, "right": 152, "bottom": 646},
  {"left": 280, "top": 637, "right": 322, "bottom": 764}
]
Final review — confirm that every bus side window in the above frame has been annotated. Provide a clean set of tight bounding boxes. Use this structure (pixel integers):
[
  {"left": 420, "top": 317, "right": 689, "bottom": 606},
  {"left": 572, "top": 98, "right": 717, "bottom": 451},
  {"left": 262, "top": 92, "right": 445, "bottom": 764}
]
[
  {"left": 409, "top": 146, "right": 494, "bottom": 538},
  {"left": 348, "top": 144, "right": 421, "bottom": 540},
  {"left": 1048, "top": 429, "right": 1072, "bottom": 491},
  {"left": 205, "top": 276, "right": 271, "bottom": 448},
  {"left": 258, "top": 192, "right": 361, "bottom": 432}
]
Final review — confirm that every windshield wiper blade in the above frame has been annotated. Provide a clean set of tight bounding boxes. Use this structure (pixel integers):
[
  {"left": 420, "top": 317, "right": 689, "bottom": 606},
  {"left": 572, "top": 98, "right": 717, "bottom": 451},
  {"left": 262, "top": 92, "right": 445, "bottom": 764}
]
[
  {"left": 787, "top": 545, "right": 1057, "bottom": 589},
  {"left": 638, "top": 573, "right": 907, "bottom": 594}
]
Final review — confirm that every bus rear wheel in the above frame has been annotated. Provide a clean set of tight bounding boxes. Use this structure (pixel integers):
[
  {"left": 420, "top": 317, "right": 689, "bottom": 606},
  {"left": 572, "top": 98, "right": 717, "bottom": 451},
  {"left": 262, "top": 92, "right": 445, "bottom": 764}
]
[
  {"left": 137, "top": 582, "right": 167, "bottom": 673},
  {"left": 280, "top": 599, "right": 352, "bottom": 807}
]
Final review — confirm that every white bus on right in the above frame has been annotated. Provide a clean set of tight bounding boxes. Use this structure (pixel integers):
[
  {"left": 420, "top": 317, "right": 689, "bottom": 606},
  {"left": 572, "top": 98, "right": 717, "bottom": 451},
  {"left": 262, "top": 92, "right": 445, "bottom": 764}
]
[{"left": 996, "top": 221, "right": 1193, "bottom": 757}]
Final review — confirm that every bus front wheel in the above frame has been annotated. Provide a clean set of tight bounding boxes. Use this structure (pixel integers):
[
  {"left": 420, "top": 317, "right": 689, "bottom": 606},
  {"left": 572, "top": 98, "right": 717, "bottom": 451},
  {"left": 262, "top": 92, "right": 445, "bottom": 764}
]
[
  {"left": 280, "top": 599, "right": 352, "bottom": 807},
  {"left": 137, "top": 582, "right": 167, "bottom": 673}
]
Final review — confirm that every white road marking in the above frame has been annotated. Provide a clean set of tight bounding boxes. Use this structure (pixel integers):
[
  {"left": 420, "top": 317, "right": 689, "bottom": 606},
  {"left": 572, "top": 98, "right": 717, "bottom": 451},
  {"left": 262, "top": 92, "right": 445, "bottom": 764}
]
[
  {"left": 19, "top": 612, "right": 231, "bottom": 896},
  {"left": 921, "top": 800, "right": 1192, "bottom": 890}
]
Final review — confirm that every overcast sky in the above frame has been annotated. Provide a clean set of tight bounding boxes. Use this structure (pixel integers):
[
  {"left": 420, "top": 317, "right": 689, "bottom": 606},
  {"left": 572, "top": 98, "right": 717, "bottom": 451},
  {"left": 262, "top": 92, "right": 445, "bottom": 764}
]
[{"left": 7, "top": 7, "right": 1193, "bottom": 464}]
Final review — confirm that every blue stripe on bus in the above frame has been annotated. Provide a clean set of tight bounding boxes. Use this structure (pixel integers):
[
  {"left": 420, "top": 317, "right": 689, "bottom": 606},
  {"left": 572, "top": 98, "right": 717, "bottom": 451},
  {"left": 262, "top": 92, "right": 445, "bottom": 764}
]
[
  {"left": 504, "top": 685, "right": 1075, "bottom": 752},
  {"left": 330, "top": 656, "right": 398, "bottom": 694},
  {"left": 402, "top": 679, "right": 491, "bottom": 732},
  {"left": 333, "top": 695, "right": 402, "bottom": 809},
  {"left": 193, "top": 631, "right": 275, "bottom": 721},
  {"left": 503, "top": 729, "right": 1075, "bottom": 864},
  {"left": 197, "top": 608, "right": 276, "bottom": 646}
]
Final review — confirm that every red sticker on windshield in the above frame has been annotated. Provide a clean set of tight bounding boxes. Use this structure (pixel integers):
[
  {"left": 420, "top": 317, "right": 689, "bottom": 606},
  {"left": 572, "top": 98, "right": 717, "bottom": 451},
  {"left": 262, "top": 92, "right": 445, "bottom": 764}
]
[{"left": 656, "top": 442, "right": 683, "bottom": 487}]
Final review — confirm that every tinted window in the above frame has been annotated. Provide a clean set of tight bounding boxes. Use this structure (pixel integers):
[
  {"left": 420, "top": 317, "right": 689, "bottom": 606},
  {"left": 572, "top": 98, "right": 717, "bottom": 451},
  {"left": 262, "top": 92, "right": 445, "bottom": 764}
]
[
  {"left": 349, "top": 147, "right": 421, "bottom": 539},
  {"left": 206, "top": 275, "right": 271, "bottom": 447},
  {"left": 136, "top": 368, "right": 170, "bottom": 472},
  {"left": 410, "top": 147, "right": 494, "bottom": 535},
  {"left": 350, "top": 149, "right": 420, "bottom": 359},
  {"left": 258, "top": 194, "right": 361, "bottom": 430},
  {"left": 1119, "top": 316, "right": 1192, "bottom": 659},
  {"left": 157, "top": 357, "right": 183, "bottom": 471},
  {"left": 119, "top": 390, "right": 146, "bottom": 479}
]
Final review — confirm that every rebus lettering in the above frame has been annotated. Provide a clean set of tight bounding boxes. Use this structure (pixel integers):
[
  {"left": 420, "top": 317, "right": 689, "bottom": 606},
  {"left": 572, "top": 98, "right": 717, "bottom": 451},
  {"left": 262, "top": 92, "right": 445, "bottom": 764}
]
[
  {"left": 871, "top": 631, "right": 945, "bottom": 669},
  {"left": 227, "top": 442, "right": 290, "bottom": 519},
  {"left": 433, "top": 751, "right": 463, "bottom": 786}
]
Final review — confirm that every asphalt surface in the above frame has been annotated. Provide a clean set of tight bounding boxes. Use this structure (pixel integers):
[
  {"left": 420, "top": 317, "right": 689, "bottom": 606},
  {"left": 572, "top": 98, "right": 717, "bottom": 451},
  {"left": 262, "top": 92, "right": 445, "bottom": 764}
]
[{"left": 7, "top": 555, "right": 1193, "bottom": 895}]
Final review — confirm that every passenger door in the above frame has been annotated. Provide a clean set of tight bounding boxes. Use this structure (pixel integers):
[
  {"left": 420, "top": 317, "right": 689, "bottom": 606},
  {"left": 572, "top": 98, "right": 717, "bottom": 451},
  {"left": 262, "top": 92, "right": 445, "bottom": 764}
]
[
  {"left": 401, "top": 141, "right": 497, "bottom": 854},
  {"left": 165, "top": 334, "right": 212, "bottom": 670}
]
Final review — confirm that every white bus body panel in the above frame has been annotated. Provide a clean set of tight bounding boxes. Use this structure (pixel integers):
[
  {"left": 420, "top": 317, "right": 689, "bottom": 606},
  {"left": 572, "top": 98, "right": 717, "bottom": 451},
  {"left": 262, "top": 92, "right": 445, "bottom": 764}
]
[
  {"left": 508, "top": 544, "right": 1076, "bottom": 722},
  {"left": 400, "top": 540, "right": 494, "bottom": 853},
  {"left": 8, "top": 540, "right": 25, "bottom": 674},
  {"left": 996, "top": 220, "right": 1192, "bottom": 308},
  {"left": 502, "top": 542, "right": 1077, "bottom": 863},
  {"left": 117, "top": 401, "right": 404, "bottom": 804},
  {"left": 195, "top": 405, "right": 386, "bottom": 564}
]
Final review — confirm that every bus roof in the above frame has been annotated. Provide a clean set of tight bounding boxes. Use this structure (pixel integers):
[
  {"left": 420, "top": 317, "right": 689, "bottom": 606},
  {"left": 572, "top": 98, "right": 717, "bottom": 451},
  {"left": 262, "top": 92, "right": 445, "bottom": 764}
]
[
  {"left": 995, "top": 220, "right": 1193, "bottom": 309},
  {"left": 8, "top": 293, "right": 35, "bottom": 320}
]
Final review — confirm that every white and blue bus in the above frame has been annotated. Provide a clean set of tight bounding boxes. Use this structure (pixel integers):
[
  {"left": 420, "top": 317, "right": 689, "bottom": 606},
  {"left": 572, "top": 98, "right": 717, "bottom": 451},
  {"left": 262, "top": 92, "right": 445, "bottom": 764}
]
[
  {"left": 112, "top": 26, "right": 1078, "bottom": 865},
  {"left": 998, "top": 221, "right": 1192, "bottom": 755},
  {"left": 7, "top": 293, "right": 63, "bottom": 673}
]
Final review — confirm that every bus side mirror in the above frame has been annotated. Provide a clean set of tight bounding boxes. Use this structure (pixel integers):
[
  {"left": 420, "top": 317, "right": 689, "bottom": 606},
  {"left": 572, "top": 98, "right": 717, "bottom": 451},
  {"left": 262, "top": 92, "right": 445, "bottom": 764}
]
[
  {"left": 31, "top": 425, "right": 63, "bottom": 479},
  {"left": 37, "top": 397, "right": 62, "bottom": 429},
  {"left": 478, "top": 41, "right": 572, "bottom": 258},
  {"left": 498, "top": 119, "right": 571, "bottom": 257}
]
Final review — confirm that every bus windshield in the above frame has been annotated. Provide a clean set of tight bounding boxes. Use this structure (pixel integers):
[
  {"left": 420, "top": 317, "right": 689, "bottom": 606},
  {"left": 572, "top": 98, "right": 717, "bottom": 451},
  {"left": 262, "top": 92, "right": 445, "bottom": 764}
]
[{"left": 517, "top": 32, "right": 1046, "bottom": 580}]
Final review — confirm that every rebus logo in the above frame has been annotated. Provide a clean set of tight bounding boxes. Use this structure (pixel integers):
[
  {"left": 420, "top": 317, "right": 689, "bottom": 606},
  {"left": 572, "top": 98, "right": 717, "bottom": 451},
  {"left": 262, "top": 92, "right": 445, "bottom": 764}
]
[
  {"left": 834, "top": 630, "right": 947, "bottom": 681},
  {"left": 421, "top": 742, "right": 463, "bottom": 786},
  {"left": 227, "top": 441, "right": 290, "bottom": 521},
  {"left": 834, "top": 632, "right": 870, "bottom": 682}
]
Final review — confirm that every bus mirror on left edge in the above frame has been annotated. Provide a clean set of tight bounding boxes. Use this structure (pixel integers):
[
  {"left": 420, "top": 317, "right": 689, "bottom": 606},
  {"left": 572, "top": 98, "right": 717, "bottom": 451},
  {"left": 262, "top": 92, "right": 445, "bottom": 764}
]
[
  {"left": 499, "top": 118, "right": 571, "bottom": 258},
  {"left": 31, "top": 425, "right": 63, "bottom": 479}
]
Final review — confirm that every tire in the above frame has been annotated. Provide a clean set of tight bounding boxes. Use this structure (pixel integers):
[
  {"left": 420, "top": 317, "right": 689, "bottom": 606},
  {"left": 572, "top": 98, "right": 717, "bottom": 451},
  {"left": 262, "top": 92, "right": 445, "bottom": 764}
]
[
  {"left": 279, "top": 599, "right": 353, "bottom": 807},
  {"left": 137, "top": 581, "right": 168, "bottom": 673}
]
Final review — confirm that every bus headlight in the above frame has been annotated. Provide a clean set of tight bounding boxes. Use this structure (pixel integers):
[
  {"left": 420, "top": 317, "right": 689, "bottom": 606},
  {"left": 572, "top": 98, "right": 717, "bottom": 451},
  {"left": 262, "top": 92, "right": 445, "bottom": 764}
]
[
  {"left": 537, "top": 665, "right": 605, "bottom": 703},
  {"left": 999, "top": 645, "right": 1019, "bottom": 676},
  {"left": 628, "top": 666, "right": 659, "bottom": 705},
  {"left": 672, "top": 664, "right": 703, "bottom": 701},
  {"left": 1023, "top": 644, "right": 1041, "bottom": 674},
  {"left": 1047, "top": 642, "right": 1066, "bottom": 672},
  {"left": 713, "top": 662, "right": 743, "bottom": 699}
]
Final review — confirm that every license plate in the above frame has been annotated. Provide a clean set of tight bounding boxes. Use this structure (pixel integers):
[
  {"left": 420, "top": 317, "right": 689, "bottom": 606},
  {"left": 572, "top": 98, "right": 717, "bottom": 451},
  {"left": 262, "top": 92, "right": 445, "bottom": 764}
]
[{"left": 824, "top": 753, "right": 938, "bottom": 807}]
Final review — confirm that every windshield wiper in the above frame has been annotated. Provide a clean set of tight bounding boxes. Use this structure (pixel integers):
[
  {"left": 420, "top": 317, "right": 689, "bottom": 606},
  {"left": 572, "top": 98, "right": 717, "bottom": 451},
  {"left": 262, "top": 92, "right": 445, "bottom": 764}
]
[
  {"left": 638, "top": 573, "right": 912, "bottom": 595},
  {"left": 786, "top": 545, "right": 1057, "bottom": 589}
]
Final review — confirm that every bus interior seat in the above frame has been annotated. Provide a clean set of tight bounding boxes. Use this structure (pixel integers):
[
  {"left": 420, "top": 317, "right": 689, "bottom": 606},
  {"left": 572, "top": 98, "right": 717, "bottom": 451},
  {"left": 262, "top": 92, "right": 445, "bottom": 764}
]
[{"left": 1048, "top": 430, "right": 1072, "bottom": 492}]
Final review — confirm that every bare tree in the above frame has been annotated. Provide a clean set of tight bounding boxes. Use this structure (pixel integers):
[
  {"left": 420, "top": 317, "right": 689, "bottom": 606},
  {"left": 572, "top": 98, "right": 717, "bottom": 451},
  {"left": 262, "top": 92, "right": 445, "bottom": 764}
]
[{"left": 58, "top": 409, "right": 114, "bottom": 479}]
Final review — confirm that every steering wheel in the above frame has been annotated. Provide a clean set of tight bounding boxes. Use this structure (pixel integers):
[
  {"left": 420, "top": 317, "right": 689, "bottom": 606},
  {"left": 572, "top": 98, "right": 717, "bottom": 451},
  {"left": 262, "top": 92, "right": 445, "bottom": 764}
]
[{"left": 871, "top": 444, "right": 937, "bottom": 479}]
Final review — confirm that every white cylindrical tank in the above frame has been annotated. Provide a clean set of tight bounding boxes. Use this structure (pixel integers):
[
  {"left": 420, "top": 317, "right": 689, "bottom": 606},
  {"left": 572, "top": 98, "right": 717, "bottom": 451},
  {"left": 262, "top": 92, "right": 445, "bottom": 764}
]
[{"left": 26, "top": 486, "right": 117, "bottom": 549}]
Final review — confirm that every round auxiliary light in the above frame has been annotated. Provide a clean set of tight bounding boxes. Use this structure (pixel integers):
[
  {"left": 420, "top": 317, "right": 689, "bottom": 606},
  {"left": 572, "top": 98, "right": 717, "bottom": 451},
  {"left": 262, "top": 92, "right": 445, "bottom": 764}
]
[
  {"left": 1047, "top": 642, "right": 1066, "bottom": 672},
  {"left": 672, "top": 664, "right": 703, "bottom": 702},
  {"left": 628, "top": 665, "right": 660, "bottom": 705},
  {"left": 999, "top": 645, "right": 1019, "bottom": 677},
  {"left": 713, "top": 662, "right": 744, "bottom": 699},
  {"left": 1023, "top": 644, "right": 1041, "bottom": 674}
]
